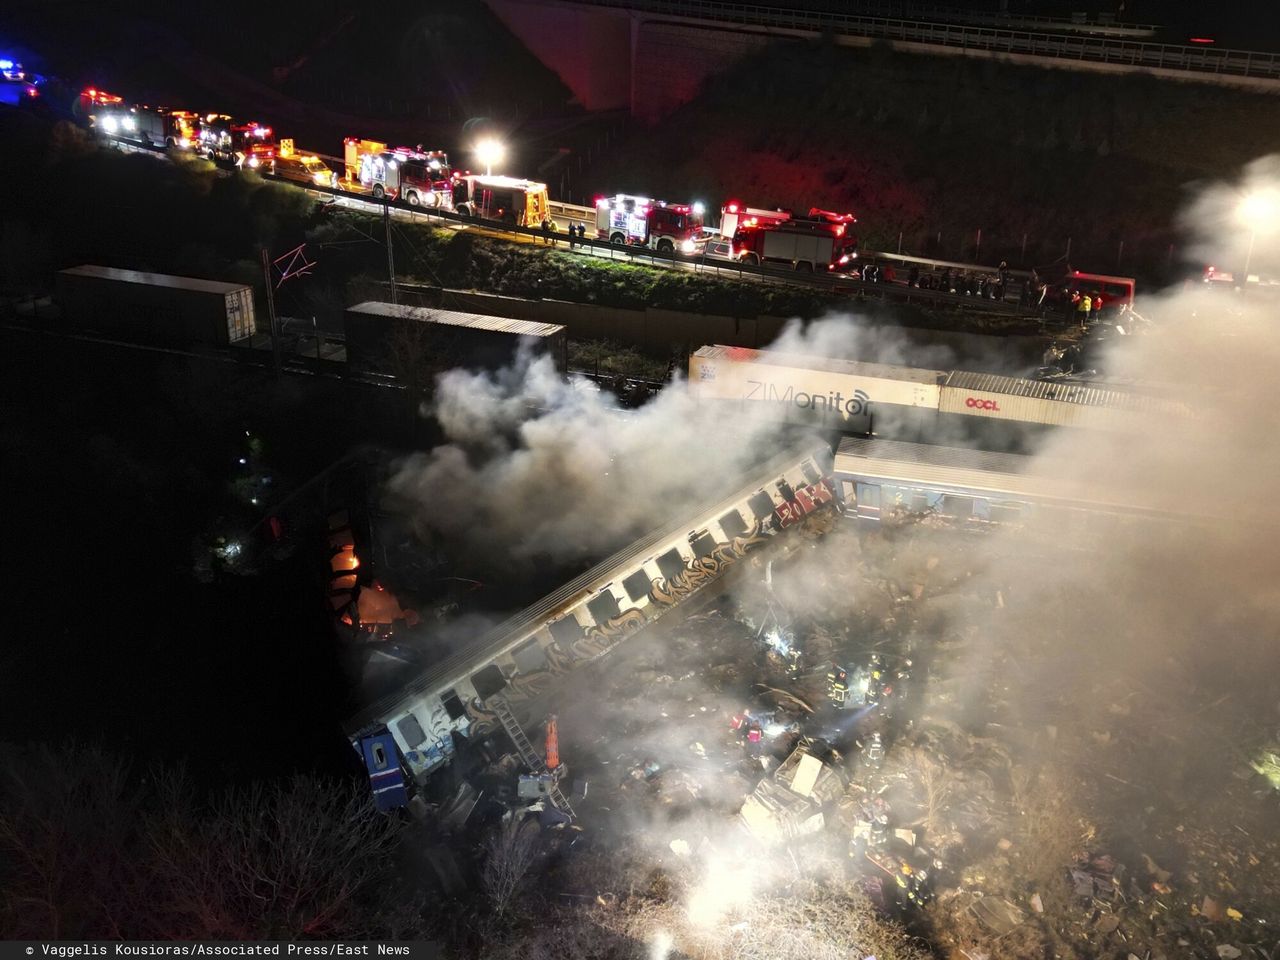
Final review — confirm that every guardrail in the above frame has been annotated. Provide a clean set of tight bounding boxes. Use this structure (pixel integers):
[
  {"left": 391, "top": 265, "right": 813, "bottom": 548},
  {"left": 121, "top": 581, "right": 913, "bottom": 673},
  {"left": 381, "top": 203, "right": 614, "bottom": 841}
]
[{"left": 573, "top": 0, "right": 1280, "bottom": 81}]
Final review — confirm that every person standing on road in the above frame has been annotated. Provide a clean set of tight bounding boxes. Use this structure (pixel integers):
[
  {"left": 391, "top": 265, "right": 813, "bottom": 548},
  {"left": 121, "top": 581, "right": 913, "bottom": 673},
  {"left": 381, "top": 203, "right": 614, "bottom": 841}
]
[
  {"left": 577, "top": 222, "right": 587, "bottom": 245},
  {"left": 540, "top": 217, "right": 550, "bottom": 244},
  {"left": 1092, "top": 291, "right": 1103, "bottom": 320}
]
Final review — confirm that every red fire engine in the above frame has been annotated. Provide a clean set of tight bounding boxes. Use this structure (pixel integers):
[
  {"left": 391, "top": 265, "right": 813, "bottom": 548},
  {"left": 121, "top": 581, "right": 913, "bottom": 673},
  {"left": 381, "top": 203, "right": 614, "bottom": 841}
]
[
  {"left": 731, "top": 208, "right": 859, "bottom": 272},
  {"left": 344, "top": 138, "right": 453, "bottom": 207},
  {"left": 595, "top": 193, "right": 706, "bottom": 254},
  {"left": 198, "top": 115, "right": 277, "bottom": 170},
  {"left": 719, "top": 201, "right": 793, "bottom": 241}
]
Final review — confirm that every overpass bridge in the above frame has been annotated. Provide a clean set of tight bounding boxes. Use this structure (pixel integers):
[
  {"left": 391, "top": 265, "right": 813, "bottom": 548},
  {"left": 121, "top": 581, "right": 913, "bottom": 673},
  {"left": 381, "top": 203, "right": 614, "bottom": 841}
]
[{"left": 485, "top": 0, "right": 1280, "bottom": 122}]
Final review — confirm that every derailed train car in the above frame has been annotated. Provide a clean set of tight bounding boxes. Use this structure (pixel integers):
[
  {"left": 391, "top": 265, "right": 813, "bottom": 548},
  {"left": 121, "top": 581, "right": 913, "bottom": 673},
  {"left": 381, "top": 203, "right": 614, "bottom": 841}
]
[
  {"left": 688, "top": 345, "right": 1191, "bottom": 449},
  {"left": 347, "top": 438, "right": 838, "bottom": 795}
]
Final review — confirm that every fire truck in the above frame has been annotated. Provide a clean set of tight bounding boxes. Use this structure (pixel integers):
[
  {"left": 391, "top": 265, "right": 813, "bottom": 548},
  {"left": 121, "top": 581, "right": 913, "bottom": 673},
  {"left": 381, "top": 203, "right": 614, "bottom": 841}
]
[
  {"left": 343, "top": 138, "right": 453, "bottom": 207},
  {"left": 595, "top": 193, "right": 706, "bottom": 253},
  {"left": 731, "top": 208, "right": 859, "bottom": 272},
  {"left": 89, "top": 102, "right": 201, "bottom": 151},
  {"left": 198, "top": 115, "right": 277, "bottom": 170},
  {"left": 453, "top": 174, "right": 550, "bottom": 228}
]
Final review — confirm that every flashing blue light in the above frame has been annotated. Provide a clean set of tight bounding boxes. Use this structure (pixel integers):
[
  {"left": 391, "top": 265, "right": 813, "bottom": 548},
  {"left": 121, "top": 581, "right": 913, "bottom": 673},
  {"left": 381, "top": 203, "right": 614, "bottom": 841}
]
[{"left": 0, "top": 60, "right": 13, "bottom": 70}]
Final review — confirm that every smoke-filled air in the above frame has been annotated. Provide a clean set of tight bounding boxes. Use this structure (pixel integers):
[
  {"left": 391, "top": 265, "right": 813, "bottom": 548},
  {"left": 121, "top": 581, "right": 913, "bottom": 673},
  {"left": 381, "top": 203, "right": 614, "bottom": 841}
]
[{"left": 384, "top": 162, "right": 1280, "bottom": 960}]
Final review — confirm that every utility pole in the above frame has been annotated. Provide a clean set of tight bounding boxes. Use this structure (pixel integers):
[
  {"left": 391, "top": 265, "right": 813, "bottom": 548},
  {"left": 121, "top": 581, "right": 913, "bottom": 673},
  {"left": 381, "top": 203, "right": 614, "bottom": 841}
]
[
  {"left": 261, "top": 248, "right": 282, "bottom": 377},
  {"left": 384, "top": 200, "right": 397, "bottom": 306}
]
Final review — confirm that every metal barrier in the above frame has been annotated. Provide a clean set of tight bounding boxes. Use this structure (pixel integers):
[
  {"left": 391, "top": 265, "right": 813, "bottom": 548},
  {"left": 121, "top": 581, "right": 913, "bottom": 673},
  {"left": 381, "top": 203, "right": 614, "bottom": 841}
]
[{"left": 572, "top": 0, "right": 1280, "bottom": 81}]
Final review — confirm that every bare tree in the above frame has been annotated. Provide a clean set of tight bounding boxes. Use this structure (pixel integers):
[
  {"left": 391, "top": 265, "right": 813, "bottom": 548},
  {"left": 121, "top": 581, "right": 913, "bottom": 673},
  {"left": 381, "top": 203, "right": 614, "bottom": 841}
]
[
  {"left": 481, "top": 817, "right": 540, "bottom": 920},
  {"left": 145, "top": 771, "right": 404, "bottom": 939}
]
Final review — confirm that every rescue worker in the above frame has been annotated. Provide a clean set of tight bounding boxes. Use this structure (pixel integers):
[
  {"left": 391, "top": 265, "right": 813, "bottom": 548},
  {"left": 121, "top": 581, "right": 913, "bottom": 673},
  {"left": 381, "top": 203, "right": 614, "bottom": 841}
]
[
  {"left": 566, "top": 221, "right": 575, "bottom": 249},
  {"left": 1076, "top": 291, "right": 1092, "bottom": 324},
  {"left": 1092, "top": 290, "right": 1103, "bottom": 319},
  {"left": 540, "top": 217, "right": 551, "bottom": 244},
  {"left": 577, "top": 222, "right": 587, "bottom": 244},
  {"left": 547, "top": 218, "right": 558, "bottom": 247},
  {"left": 897, "top": 863, "right": 926, "bottom": 907}
]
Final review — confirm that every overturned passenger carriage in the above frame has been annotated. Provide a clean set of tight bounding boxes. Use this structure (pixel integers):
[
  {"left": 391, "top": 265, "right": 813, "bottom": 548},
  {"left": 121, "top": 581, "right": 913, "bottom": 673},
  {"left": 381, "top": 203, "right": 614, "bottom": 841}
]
[{"left": 347, "top": 439, "right": 839, "bottom": 791}]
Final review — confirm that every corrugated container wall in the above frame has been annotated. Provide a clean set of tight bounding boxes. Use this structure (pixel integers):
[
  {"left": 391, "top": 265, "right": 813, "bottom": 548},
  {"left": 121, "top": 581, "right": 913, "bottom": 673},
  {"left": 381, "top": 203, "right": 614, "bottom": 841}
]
[{"left": 54, "top": 265, "right": 256, "bottom": 346}]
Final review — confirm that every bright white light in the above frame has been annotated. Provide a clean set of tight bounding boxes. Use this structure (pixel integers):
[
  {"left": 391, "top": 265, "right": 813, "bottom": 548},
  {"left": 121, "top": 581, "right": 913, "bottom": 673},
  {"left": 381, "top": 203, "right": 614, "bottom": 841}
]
[
  {"left": 474, "top": 138, "right": 505, "bottom": 176},
  {"left": 688, "top": 857, "right": 754, "bottom": 928},
  {"left": 1239, "top": 191, "right": 1279, "bottom": 229},
  {"left": 692, "top": 201, "right": 705, "bottom": 215},
  {"left": 649, "top": 930, "right": 673, "bottom": 960},
  {"left": 239, "top": 457, "right": 247, "bottom": 465},
  {"left": 101, "top": 116, "right": 118, "bottom": 133},
  {"left": 680, "top": 239, "right": 696, "bottom": 254},
  {"left": 123, "top": 116, "right": 136, "bottom": 132}
]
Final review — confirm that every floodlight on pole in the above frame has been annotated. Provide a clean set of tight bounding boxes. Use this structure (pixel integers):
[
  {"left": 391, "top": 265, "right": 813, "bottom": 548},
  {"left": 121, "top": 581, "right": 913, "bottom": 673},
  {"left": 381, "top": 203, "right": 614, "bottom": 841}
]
[
  {"left": 1238, "top": 190, "right": 1278, "bottom": 277},
  {"left": 475, "top": 138, "right": 505, "bottom": 177}
]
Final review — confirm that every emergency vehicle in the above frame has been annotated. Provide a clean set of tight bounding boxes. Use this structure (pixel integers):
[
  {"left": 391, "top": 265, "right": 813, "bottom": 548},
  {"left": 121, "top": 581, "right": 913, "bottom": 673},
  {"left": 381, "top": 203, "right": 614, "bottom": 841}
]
[
  {"left": 731, "top": 208, "right": 859, "bottom": 272},
  {"left": 344, "top": 138, "right": 453, "bottom": 206},
  {"left": 274, "top": 140, "right": 336, "bottom": 189},
  {"left": 89, "top": 103, "right": 201, "bottom": 151},
  {"left": 453, "top": 174, "right": 550, "bottom": 228},
  {"left": 595, "top": 193, "right": 706, "bottom": 253},
  {"left": 1, "top": 57, "right": 25, "bottom": 81},
  {"left": 198, "top": 115, "right": 277, "bottom": 169}
]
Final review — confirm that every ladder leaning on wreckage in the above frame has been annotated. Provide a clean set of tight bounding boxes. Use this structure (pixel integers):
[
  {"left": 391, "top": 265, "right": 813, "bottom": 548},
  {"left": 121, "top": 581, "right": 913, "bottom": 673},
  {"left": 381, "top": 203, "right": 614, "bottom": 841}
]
[{"left": 348, "top": 436, "right": 840, "bottom": 812}]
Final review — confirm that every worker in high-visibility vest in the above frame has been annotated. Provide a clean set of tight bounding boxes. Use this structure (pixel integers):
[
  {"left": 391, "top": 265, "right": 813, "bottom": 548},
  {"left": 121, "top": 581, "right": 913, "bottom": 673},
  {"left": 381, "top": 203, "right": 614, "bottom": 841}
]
[{"left": 1076, "top": 292, "right": 1092, "bottom": 325}]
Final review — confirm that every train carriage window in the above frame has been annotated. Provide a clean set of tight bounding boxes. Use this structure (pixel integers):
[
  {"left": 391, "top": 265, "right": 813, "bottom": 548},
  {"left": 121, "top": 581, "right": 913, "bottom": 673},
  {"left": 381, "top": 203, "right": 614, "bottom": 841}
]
[
  {"left": 396, "top": 713, "right": 426, "bottom": 749},
  {"left": 910, "top": 494, "right": 929, "bottom": 513},
  {"left": 655, "top": 548, "right": 687, "bottom": 582},
  {"left": 691, "top": 530, "right": 719, "bottom": 559},
  {"left": 719, "top": 509, "right": 748, "bottom": 540},
  {"left": 800, "top": 461, "right": 821, "bottom": 485},
  {"left": 941, "top": 495, "right": 974, "bottom": 520},
  {"left": 441, "top": 690, "right": 467, "bottom": 721},
  {"left": 511, "top": 638, "right": 549, "bottom": 675},
  {"left": 988, "top": 502, "right": 1023, "bottom": 524},
  {"left": 470, "top": 664, "right": 507, "bottom": 700},
  {"left": 776, "top": 480, "right": 795, "bottom": 503},
  {"left": 587, "top": 591, "right": 621, "bottom": 625},
  {"left": 841, "top": 480, "right": 855, "bottom": 500},
  {"left": 622, "top": 568, "right": 654, "bottom": 603},
  {"left": 550, "top": 616, "right": 583, "bottom": 646},
  {"left": 747, "top": 491, "right": 776, "bottom": 520}
]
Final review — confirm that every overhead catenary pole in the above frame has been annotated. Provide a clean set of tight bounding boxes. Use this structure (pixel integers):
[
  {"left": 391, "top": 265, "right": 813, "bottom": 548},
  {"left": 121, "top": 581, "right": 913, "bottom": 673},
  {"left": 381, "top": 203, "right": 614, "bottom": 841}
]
[
  {"left": 261, "top": 248, "right": 281, "bottom": 377},
  {"left": 384, "top": 200, "right": 397, "bottom": 306}
]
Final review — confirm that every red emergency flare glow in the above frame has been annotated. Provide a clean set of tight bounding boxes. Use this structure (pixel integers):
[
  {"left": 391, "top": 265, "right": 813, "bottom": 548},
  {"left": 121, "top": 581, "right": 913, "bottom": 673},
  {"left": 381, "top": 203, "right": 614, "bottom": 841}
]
[
  {"left": 726, "top": 202, "right": 740, "bottom": 213},
  {"left": 26, "top": 86, "right": 37, "bottom": 97},
  {"left": 1189, "top": 36, "right": 1215, "bottom": 43}
]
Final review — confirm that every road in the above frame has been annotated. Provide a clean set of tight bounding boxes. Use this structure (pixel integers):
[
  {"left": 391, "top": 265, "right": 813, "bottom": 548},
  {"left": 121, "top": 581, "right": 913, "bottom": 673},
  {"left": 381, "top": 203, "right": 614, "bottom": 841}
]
[{"left": 98, "top": 132, "right": 1037, "bottom": 320}]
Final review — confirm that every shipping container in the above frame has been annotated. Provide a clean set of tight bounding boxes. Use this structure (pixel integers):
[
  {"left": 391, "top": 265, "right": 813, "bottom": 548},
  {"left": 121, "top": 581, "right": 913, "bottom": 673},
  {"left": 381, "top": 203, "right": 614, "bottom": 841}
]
[
  {"left": 938, "top": 371, "right": 1190, "bottom": 430},
  {"left": 688, "top": 344, "right": 941, "bottom": 434},
  {"left": 55, "top": 265, "right": 256, "bottom": 346},
  {"left": 343, "top": 302, "right": 567, "bottom": 377}
]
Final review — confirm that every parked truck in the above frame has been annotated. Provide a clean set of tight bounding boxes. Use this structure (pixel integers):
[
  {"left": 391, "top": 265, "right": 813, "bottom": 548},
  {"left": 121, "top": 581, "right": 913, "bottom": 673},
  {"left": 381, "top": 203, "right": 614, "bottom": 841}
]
[
  {"left": 344, "top": 138, "right": 453, "bottom": 206},
  {"left": 732, "top": 208, "right": 859, "bottom": 272},
  {"left": 343, "top": 302, "right": 567, "bottom": 376},
  {"left": 595, "top": 193, "right": 706, "bottom": 253},
  {"left": 452, "top": 175, "right": 550, "bottom": 228},
  {"left": 55, "top": 265, "right": 257, "bottom": 346}
]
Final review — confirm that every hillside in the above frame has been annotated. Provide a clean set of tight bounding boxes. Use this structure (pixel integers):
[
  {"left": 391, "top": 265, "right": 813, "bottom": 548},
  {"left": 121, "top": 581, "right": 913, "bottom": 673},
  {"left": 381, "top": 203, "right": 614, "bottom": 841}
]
[{"left": 590, "top": 41, "right": 1280, "bottom": 280}]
